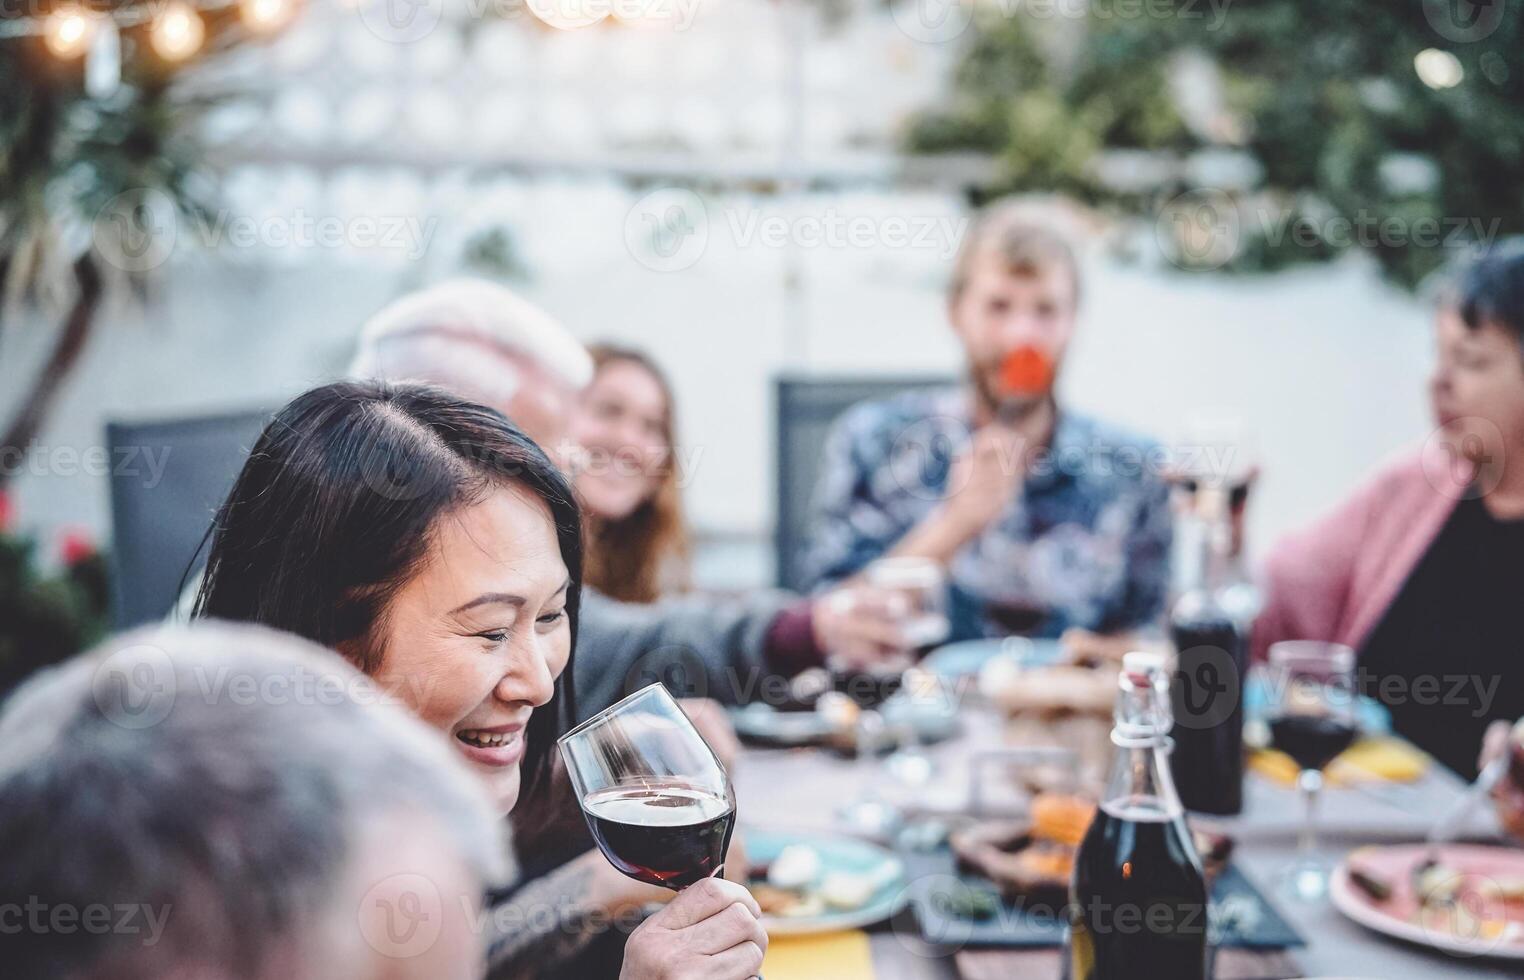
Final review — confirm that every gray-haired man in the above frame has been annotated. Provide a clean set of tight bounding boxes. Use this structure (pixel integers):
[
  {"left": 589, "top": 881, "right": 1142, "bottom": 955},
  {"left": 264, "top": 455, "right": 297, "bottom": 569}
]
[{"left": 0, "top": 621, "right": 506, "bottom": 980}]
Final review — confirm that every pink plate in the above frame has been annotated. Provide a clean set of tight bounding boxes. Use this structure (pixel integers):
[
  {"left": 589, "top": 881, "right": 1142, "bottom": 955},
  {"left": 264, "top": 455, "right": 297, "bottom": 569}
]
[{"left": 1330, "top": 844, "right": 1524, "bottom": 961}]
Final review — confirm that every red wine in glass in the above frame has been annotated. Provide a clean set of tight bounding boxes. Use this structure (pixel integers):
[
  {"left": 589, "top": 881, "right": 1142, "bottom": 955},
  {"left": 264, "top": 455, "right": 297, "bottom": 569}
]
[
  {"left": 560, "top": 684, "right": 739, "bottom": 895},
  {"left": 982, "top": 599, "right": 1047, "bottom": 637},
  {"left": 1268, "top": 713, "right": 1358, "bottom": 772},
  {"left": 583, "top": 781, "right": 737, "bottom": 890}
]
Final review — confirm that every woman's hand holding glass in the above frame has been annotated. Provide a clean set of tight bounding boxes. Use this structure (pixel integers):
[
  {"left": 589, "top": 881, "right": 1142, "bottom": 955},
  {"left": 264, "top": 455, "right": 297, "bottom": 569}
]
[{"left": 618, "top": 878, "right": 767, "bottom": 980}]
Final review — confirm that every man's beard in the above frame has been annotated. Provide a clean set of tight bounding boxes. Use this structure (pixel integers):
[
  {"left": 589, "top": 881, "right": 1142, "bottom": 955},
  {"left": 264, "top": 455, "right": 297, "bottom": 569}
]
[{"left": 968, "top": 360, "right": 1004, "bottom": 416}]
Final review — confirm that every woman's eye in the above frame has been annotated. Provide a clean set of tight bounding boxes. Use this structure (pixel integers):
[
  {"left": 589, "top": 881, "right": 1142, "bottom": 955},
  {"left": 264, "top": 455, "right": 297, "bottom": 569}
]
[
  {"left": 477, "top": 630, "right": 510, "bottom": 644},
  {"left": 537, "top": 610, "right": 566, "bottom": 627}
]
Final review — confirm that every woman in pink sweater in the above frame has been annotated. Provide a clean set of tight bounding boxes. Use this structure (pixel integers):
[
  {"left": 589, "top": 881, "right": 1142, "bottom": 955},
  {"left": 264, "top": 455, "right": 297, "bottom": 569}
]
[{"left": 1254, "top": 242, "right": 1524, "bottom": 780}]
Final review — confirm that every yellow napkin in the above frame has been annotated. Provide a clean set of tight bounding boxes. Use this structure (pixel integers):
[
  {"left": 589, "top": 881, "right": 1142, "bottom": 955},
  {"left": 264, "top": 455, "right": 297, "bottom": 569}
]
[
  {"left": 1250, "top": 736, "right": 1430, "bottom": 787},
  {"left": 761, "top": 930, "right": 875, "bottom": 980}
]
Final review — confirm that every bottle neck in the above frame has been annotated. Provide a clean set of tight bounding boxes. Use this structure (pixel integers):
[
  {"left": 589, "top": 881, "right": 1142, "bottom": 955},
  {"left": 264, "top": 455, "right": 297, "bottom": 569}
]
[
  {"left": 1103, "top": 671, "right": 1185, "bottom": 815},
  {"left": 1101, "top": 730, "right": 1184, "bottom": 816}
]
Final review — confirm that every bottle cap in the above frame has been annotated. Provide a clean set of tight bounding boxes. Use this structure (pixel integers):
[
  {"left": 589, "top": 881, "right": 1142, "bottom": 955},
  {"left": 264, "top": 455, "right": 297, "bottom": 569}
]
[{"left": 1123, "top": 650, "right": 1167, "bottom": 677}]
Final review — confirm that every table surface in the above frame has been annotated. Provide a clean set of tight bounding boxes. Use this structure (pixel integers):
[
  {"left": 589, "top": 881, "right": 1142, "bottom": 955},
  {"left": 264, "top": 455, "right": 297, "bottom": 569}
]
[{"left": 731, "top": 703, "right": 1517, "bottom": 980}]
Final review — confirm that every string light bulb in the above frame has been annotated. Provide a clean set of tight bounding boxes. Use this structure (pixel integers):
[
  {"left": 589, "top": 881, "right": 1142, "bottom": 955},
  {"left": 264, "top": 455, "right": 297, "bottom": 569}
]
[
  {"left": 150, "top": 1, "right": 205, "bottom": 61},
  {"left": 44, "top": 5, "right": 98, "bottom": 59},
  {"left": 240, "top": 0, "right": 296, "bottom": 32},
  {"left": 1414, "top": 48, "right": 1464, "bottom": 90}
]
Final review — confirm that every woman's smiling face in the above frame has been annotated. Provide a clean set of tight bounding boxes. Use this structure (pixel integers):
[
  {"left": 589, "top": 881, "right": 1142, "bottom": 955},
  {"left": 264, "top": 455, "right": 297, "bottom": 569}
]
[{"left": 368, "top": 485, "right": 572, "bottom": 815}]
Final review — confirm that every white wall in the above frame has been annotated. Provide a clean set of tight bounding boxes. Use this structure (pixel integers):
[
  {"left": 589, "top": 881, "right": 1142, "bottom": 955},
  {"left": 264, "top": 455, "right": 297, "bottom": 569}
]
[{"left": 1, "top": 229, "right": 1435, "bottom": 586}]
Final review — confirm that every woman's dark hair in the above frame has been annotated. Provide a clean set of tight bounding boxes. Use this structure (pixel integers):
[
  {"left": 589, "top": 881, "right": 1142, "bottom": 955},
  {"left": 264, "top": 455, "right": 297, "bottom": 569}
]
[
  {"left": 1453, "top": 237, "right": 1524, "bottom": 350},
  {"left": 192, "top": 380, "right": 581, "bottom": 795}
]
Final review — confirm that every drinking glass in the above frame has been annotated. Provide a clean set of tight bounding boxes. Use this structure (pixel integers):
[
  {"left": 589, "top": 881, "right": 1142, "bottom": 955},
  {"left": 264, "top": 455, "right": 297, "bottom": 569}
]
[
  {"left": 1265, "top": 641, "right": 1359, "bottom": 900},
  {"left": 864, "top": 556, "right": 950, "bottom": 655},
  {"left": 827, "top": 558, "right": 949, "bottom": 837},
  {"left": 559, "top": 684, "right": 737, "bottom": 890}
]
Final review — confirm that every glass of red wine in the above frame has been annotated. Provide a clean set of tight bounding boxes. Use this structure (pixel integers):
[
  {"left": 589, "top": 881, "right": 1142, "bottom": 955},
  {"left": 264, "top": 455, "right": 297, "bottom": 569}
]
[
  {"left": 558, "top": 684, "right": 737, "bottom": 891},
  {"left": 1265, "top": 641, "right": 1360, "bottom": 901}
]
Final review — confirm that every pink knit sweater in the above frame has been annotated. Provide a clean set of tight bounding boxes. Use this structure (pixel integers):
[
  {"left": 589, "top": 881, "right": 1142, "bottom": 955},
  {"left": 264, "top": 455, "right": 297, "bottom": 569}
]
[{"left": 1251, "top": 443, "right": 1474, "bottom": 661}]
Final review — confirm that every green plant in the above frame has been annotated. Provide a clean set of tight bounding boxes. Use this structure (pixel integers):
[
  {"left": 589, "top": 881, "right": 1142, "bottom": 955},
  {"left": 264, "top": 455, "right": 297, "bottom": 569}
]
[
  {"left": 906, "top": 1, "right": 1524, "bottom": 288},
  {"left": 0, "top": 492, "right": 110, "bottom": 697},
  {"left": 1, "top": 2, "right": 248, "bottom": 487}
]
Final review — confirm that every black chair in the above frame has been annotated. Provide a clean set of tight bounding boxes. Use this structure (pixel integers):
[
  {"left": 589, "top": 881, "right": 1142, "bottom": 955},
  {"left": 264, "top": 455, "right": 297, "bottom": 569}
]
[
  {"left": 772, "top": 375, "right": 952, "bottom": 592},
  {"left": 105, "top": 408, "right": 273, "bottom": 628}
]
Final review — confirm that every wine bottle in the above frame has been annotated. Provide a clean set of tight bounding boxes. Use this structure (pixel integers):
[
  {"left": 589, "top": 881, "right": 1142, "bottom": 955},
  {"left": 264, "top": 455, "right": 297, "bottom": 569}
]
[
  {"left": 1169, "top": 487, "right": 1247, "bottom": 815},
  {"left": 1069, "top": 655, "right": 1210, "bottom": 980}
]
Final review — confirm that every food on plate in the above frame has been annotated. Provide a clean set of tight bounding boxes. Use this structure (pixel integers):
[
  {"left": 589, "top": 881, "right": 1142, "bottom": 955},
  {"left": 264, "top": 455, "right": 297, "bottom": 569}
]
[
  {"left": 983, "top": 664, "right": 1116, "bottom": 717},
  {"left": 1345, "top": 847, "right": 1523, "bottom": 945},
  {"left": 746, "top": 845, "right": 902, "bottom": 919},
  {"left": 1031, "top": 793, "right": 1096, "bottom": 848},
  {"left": 767, "top": 844, "right": 822, "bottom": 890},
  {"left": 952, "top": 794, "right": 1235, "bottom": 910},
  {"left": 950, "top": 817, "right": 1074, "bottom": 906},
  {"left": 1059, "top": 629, "right": 1159, "bottom": 668}
]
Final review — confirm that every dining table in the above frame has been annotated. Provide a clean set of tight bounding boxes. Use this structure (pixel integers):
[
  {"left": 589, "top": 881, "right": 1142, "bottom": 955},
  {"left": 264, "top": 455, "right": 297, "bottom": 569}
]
[{"left": 731, "top": 698, "right": 1518, "bottom": 979}]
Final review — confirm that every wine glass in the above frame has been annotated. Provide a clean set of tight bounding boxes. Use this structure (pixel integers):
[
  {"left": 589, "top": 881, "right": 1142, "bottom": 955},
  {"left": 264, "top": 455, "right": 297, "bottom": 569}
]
[
  {"left": 830, "top": 557, "right": 949, "bottom": 837},
  {"left": 1171, "top": 410, "right": 1259, "bottom": 566},
  {"left": 559, "top": 684, "right": 737, "bottom": 890},
  {"left": 1265, "top": 641, "right": 1360, "bottom": 901},
  {"left": 864, "top": 556, "right": 950, "bottom": 656}
]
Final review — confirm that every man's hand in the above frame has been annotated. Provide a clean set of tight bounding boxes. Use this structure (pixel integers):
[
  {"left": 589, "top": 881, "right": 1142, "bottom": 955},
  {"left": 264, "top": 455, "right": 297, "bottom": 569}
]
[
  {"left": 890, "top": 405, "right": 1052, "bottom": 566},
  {"left": 619, "top": 878, "right": 768, "bottom": 980},
  {"left": 811, "top": 585, "right": 913, "bottom": 670},
  {"left": 940, "top": 421, "right": 1033, "bottom": 540}
]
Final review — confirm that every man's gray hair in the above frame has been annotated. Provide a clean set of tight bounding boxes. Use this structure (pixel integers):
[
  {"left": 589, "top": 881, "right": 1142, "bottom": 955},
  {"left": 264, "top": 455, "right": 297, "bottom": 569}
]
[
  {"left": 348, "top": 278, "right": 593, "bottom": 405},
  {"left": 0, "top": 621, "right": 509, "bottom": 979}
]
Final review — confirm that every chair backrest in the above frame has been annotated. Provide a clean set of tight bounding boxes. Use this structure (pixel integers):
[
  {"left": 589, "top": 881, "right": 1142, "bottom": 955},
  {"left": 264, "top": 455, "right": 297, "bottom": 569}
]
[
  {"left": 773, "top": 375, "right": 952, "bottom": 592},
  {"left": 105, "top": 408, "right": 273, "bottom": 628}
]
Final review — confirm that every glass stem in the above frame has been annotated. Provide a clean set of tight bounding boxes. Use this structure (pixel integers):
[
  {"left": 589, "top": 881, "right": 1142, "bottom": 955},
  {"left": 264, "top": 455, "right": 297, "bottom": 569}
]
[
  {"left": 858, "top": 711, "right": 884, "bottom": 799},
  {"left": 1298, "top": 767, "right": 1323, "bottom": 860}
]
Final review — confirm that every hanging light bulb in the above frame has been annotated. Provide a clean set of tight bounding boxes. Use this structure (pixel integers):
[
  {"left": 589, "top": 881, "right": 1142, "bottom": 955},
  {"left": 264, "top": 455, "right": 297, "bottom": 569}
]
[
  {"left": 240, "top": 0, "right": 297, "bottom": 32},
  {"left": 44, "top": 5, "right": 98, "bottom": 59},
  {"left": 151, "top": 1, "right": 205, "bottom": 61}
]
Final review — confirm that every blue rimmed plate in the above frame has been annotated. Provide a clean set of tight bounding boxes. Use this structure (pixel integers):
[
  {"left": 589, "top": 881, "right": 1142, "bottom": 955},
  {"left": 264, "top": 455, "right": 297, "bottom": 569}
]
[{"left": 743, "top": 826, "right": 909, "bottom": 936}]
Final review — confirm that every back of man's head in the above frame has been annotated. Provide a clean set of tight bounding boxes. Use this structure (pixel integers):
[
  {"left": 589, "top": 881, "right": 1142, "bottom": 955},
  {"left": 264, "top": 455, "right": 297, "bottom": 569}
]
[
  {"left": 349, "top": 279, "right": 592, "bottom": 449},
  {"left": 0, "top": 622, "right": 506, "bottom": 980}
]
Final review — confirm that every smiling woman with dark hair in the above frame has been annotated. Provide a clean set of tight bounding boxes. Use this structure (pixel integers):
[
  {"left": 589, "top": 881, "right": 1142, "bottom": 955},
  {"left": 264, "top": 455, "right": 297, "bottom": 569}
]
[
  {"left": 191, "top": 379, "right": 767, "bottom": 980},
  {"left": 194, "top": 380, "right": 583, "bottom": 812}
]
